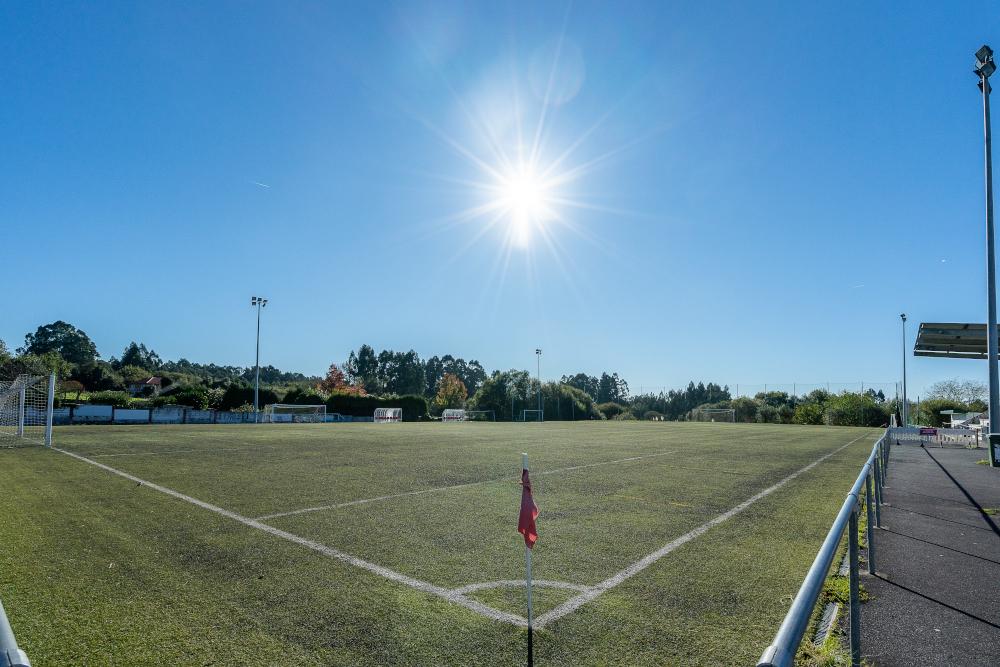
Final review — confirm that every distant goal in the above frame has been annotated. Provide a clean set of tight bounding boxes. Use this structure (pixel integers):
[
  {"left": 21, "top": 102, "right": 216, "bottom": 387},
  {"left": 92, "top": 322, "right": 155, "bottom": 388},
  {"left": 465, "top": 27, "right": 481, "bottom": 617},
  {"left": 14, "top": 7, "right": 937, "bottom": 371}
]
[
  {"left": 374, "top": 407, "right": 402, "bottom": 423},
  {"left": 521, "top": 409, "right": 543, "bottom": 422},
  {"left": 465, "top": 410, "right": 495, "bottom": 422},
  {"left": 262, "top": 404, "right": 326, "bottom": 423},
  {"left": 691, "top": 408, "right": 736, "bottom": 423},
  {"left": 0, "top": 373, "right": 56, "bottom": 446},
  {"left": 441, "top": 409, "right": 466, "bottom": 422}
]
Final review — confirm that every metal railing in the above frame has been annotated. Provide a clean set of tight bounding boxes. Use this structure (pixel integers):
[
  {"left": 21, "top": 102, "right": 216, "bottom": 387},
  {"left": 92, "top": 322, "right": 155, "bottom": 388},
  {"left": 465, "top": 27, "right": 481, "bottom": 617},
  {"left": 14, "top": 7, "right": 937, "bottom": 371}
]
[
  {"left": 757, "top": 431, "right": 889, "bottom": 667},
  {"left": 0, "top": 597, "right": 29, "bottom": 667}
]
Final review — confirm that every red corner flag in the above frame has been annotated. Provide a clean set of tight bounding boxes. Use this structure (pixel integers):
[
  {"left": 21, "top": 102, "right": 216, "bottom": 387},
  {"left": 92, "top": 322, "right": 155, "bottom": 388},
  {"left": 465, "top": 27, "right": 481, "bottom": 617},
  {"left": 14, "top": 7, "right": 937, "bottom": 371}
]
[{"left": 518, "top": 468, "right": 539, "bottom": 548}]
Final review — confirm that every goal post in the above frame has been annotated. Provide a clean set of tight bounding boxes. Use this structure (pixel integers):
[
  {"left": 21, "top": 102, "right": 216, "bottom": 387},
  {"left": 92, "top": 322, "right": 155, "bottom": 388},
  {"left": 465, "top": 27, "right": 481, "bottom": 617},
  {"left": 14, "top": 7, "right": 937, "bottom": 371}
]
[
  {"left": 374, "top": 407, "right": 402, "bottom": 423},
  {"left": 262, "top": 404, "right": 326, "bottom": 423},
  {"left": 0, "top": 373, "right": 56, "bottom": 446},
  {"left": 521, "top": 409, "right": 543, "bottom": 422},
  {"left": 441, "top": 409, "right": 466, "bottom": 422},
  {"left": 691, "top": 408, "right": 736, "bottom": 423}
]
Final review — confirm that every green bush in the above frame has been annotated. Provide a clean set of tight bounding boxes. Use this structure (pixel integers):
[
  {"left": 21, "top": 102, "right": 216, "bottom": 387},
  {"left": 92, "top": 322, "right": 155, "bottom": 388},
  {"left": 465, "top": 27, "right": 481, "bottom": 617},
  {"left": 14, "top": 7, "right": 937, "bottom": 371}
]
[
  {"left": 87, "top": 390, "right": 130, "bottom": 408},
  {"left": 150, "top": 395, "right": 177, "bottom": 407},
  {"left": 170, "top": 385, "right": 210, "bottom": 410},
  {"left": 824, "top": 393, "right": 888, "bottom": 427},
  {"left": 597, "top": 402, "right": 628, "bottom": 419},
  {"left": 793, "top": 401, "right": 825, "bottom": 425},
  {"left": 219, "top": 383, "right": 280, "bottom": 411}
]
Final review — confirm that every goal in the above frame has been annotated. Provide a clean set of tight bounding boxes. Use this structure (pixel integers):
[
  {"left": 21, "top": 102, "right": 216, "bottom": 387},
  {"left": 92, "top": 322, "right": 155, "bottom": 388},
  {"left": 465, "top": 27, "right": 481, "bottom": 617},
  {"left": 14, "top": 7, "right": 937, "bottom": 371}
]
[
  {"left": 262, "top": 404, "right": 326, "bottom": 423},
  {"left": 441, "top": 409, "right": 466, "bottom": 422},
  {"left": 465, "top": 410, "right": 496, "bottom": 422},
  {"left": 0, "top": 373, "right": 56, "bottom": 446},
  {"left": 521, "top": 409, "right": 543, "bottom": 422},
  {"left": 374, "top": 407, "right": 402, "bottom": 423},
  {"left": 691, "top": 408, "right": 736, "bottom": 423}
]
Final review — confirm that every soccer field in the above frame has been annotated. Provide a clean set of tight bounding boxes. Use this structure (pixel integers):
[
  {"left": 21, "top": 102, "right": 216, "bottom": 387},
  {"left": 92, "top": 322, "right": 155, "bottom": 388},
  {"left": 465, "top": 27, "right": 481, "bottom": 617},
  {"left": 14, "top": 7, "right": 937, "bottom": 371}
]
[{"left": 0, "top": 422, "right": 877, "bottom": 666}]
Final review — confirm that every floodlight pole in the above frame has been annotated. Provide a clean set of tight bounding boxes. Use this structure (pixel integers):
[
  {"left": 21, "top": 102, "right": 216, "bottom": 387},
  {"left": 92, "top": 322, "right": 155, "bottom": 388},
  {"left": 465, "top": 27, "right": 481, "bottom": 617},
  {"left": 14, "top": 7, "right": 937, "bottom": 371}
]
[
  {"left": 901, "top": 314, "right": 908, "bottom": 427},
  {"left": 535, "top": 349, "right": 542, "bottom": 422},
  {"left": 977, "top": 45, "right": 1000, "bottom": 466},
  {"left": 251, "top": 296, "right": 268, "bottom": 422}
]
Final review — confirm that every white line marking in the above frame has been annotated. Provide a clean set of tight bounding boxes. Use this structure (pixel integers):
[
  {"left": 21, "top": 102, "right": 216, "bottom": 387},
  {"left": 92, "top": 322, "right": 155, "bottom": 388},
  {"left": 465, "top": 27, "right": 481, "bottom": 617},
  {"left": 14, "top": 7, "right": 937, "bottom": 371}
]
[
  {"left": 51, "top": 447, "right": 527, "bottom": 627},
  {"left": 255, "top": 450, "right": 679, "bottom": 520},
  {"left": 532, "top": 431, "right": 874, "bottom": 628}
]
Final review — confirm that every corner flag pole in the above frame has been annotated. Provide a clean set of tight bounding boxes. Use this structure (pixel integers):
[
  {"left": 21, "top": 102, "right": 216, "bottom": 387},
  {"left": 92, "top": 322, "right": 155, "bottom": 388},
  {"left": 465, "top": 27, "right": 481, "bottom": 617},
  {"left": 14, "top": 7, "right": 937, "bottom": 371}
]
[{"left": 522, "top": 452, "right": 534, "bottom": 667}]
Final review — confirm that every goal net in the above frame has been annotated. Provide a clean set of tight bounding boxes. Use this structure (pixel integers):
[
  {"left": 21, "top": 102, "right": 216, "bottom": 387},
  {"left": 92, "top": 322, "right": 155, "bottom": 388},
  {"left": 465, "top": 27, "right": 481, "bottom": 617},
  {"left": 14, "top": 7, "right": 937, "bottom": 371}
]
[
  {"left": 0, "top": 374, "right": 55, "bottom": 446},
  {"left": 465, "top": 410, "right": 495, "bottom": 422},
  {"left": 691, "top": 408, "right": 736, "bottom": 423},
  {"left": 374, "top": 407, "right": 402, "bottom": 423},
  {"left": 441, "top": 409, "right": 466, "bottom": 422},
  {"left": 262, "top": 404, "right": 326, "bottom": 423},
  {"left": 521, "top": 409, "right": 543, "bottom": 422}
]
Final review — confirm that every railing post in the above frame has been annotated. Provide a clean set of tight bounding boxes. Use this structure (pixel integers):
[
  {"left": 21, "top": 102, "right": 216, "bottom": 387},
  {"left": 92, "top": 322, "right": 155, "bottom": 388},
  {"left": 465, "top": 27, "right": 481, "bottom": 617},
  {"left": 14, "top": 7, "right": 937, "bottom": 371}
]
[
  {"left": 873, "top": 457, "right": 882, "bottom": 527},
  {"left": 865, "top": 471, "right": 876, "bottom": 574},
  {"left": 849, "top": 507, "right": 861, "bottom": 667}
]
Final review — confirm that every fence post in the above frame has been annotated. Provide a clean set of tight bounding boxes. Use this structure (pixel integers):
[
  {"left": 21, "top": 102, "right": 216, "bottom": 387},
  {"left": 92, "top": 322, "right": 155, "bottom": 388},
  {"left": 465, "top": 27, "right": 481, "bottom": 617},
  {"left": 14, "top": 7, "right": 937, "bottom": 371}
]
[
  {"left": 848, "top": 507, "right": 861, "bottom": 667},
  {"left": 865, "top": 472, "right": 876, "bottom": 574},
  {"left": 16, "top": 384, "right": 26, "bottom": 437},
  {"left": 44, "top": 372, "right": 55, "bottom": 447}
]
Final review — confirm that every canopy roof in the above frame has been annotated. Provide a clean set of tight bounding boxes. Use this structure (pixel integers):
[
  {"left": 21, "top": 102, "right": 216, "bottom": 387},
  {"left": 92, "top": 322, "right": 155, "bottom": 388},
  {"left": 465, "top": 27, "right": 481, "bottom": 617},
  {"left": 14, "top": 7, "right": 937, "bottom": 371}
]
[{"left": 914, "top": 322, "right": 1000, "bottom": 360}]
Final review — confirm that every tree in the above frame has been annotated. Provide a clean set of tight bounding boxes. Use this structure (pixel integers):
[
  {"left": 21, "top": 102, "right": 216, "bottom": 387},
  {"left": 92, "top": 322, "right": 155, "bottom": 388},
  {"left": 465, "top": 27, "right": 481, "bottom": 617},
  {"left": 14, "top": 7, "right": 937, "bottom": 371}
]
[
  {"left": 561, "top": 373, "right": 599, "bottom": 399},
  {"left": 0, "top": 352, "right": 74, "bottom": 379},
  {"left": 927, "top": 378, "right": 988, "bottom": 405},
  {"left": 71, "top": 360, "right": 125, "bottom": 391},
  {"left": 320, "top": 363, "right": 349, "bottom": 393},
  {"left": 20, "top": 321, "right": 99, "bottom": 365},
  {"left": 345, "top": 344, "right": 379, "bottom": 391},
  {"left": 117, "top": 342, "right": 162, "bottom": 370},
  {"left": 0, "top": 339, "right": 11, "bottom": 365},
  {"left": 433, "top": 373, "right": 467, "bottom": 412},
  {"left": 597, "top": 372, "right": 629, "bottom": 403},
  {"left": 119, "top": 365, "right": 151, "bottom": 383}
]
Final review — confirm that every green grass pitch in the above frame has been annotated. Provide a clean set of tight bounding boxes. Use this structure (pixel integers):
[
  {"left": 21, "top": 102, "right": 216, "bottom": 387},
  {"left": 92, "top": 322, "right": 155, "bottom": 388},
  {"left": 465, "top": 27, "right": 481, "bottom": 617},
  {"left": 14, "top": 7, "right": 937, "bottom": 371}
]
[{"left": 0, "top": 422, "right": 877, "bottom": 666}]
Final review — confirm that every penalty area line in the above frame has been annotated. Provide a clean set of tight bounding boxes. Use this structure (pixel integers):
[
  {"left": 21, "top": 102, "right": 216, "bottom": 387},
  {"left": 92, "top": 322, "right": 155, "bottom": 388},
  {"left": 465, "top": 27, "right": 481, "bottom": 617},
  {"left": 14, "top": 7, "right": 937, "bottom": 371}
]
[
  {"left": 532, "top": 431, "right": 875, "bottom": 628},
  {"left": 49, "top": 446, "right": 527, "bottom": 627},
  {"left": 255, "top": 449, "right": 678, "bottom": 521}
]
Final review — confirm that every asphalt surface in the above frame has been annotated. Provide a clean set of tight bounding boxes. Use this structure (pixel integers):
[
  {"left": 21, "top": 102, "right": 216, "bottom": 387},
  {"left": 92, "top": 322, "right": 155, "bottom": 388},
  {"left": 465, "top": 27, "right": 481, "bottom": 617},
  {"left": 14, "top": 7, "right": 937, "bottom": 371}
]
[{"left": 860, "top": 442, "right": 1000, "bottom": 666}]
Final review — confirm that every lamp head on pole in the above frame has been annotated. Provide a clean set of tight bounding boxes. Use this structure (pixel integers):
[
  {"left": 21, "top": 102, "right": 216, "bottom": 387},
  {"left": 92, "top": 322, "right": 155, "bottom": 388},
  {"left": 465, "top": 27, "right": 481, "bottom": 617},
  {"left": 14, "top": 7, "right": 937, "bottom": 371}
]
[
  {"left": 251, "top": 296, "right": 268, "bottom": 307},
  {"left": 976, "top": 45, "right": 995, "bottom": 89},
  {"left": 535, "top": 348, "right": 541, "bottom": 356},
  {"left": 900, "top": 313, "right": 906, "bottom": 323}
]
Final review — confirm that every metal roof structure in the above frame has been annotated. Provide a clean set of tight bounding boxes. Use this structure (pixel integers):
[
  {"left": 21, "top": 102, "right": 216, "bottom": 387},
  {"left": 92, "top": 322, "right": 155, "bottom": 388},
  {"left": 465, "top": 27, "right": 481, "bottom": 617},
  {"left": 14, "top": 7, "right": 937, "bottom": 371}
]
[{"left": 914, "top": 322, "right": 1000, "bottom": 359}]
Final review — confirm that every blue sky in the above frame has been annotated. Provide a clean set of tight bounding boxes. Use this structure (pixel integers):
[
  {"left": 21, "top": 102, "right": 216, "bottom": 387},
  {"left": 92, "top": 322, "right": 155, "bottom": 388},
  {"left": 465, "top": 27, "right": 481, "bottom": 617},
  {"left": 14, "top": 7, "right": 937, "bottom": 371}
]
[{"left": 3, "top": 2, "right": 999, "bottom": 397}]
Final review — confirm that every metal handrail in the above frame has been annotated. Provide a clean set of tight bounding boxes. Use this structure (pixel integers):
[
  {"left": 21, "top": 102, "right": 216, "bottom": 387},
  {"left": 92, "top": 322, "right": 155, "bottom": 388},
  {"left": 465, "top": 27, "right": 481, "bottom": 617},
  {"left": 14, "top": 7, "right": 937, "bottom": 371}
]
[
  {"left": 0, "top": 598, "right": 30, "bottom": 667},
  {"left": 757, "top": 432, "right": 889, "bottom": 667}
]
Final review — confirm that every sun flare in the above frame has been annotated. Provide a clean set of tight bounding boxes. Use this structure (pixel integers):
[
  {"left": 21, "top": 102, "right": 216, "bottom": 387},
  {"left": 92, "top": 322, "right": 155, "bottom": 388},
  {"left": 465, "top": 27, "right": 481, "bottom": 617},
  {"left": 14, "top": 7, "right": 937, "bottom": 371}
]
[{"left": 494, "top": 163, "right": 556, "bottom": 246}]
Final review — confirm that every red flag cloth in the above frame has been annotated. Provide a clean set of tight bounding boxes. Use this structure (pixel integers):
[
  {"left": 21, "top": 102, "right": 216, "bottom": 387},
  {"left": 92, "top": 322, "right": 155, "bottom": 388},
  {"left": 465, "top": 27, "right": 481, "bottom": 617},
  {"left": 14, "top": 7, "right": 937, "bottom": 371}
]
[{"left": 518, "top": 468, "right": 539, "bottom": 549}]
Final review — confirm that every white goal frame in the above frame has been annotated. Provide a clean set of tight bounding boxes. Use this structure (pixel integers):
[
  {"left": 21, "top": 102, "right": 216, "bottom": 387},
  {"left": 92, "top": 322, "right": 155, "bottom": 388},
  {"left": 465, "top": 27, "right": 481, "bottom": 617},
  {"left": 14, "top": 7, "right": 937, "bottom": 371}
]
[
  {"left": 262, "top": 404, "right": 326, "bottom": 423},
  {"left": 521, "top": 409, "right": 543, "bottom": 422},
  {"left": 374, "top": 407, "right": 402, "bottom": 423},
  {"left": 465, "top": 410, "right": 496, "bottom": 422},
  {"left": 691, "top": 408, "right": 736, "bottom": 423},
  {"left": 441, "top": 409, "right": 466, "bottom": 422},
  {"left": 0, "top": 373, "right": 56, "bottom": 446}
]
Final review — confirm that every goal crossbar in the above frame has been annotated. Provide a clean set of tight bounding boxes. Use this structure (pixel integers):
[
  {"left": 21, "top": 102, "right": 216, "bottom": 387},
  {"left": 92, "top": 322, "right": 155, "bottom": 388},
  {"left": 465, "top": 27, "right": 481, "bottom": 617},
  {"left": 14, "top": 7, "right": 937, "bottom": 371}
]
[{"left": 262, "top": 404, "right": 326, "bottom": 423}]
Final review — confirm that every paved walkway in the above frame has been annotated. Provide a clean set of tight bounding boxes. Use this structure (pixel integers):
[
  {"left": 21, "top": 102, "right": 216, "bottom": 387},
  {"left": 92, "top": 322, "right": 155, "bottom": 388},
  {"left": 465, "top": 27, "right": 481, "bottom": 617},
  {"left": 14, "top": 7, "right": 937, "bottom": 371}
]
[{"left": 861, "top": 442, "right": 1000, "bottom": 666}]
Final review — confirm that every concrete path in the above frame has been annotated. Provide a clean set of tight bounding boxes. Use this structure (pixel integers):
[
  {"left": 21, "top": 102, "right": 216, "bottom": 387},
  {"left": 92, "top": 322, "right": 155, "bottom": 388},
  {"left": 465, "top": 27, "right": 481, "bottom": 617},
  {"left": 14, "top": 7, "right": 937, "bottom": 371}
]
[{"left": 861, "top": 442, "right": 1000, "bottom": 666}]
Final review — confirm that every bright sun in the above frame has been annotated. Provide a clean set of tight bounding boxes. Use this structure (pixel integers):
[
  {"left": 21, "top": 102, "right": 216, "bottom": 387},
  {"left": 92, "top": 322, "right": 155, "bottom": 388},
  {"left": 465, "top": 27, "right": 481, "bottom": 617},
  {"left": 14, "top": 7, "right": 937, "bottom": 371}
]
[{"left": 495, "top": 163, "right": 555, "bottom": 246}]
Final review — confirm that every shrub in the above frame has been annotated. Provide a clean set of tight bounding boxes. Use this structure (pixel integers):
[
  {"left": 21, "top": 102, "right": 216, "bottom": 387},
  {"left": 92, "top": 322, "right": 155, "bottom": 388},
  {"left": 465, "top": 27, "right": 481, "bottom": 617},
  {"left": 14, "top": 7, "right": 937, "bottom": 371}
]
[
  {"left": 170, "top": 385, "right": 211, "bottom": 410},
  {"left": 87, "top": 390, "right": 130, "bottom": 408},
  {"left": 597, "top": 402, "right": 628, "bottom": 419},
  {"left": 151, "top": 395, "right": 177, "bottom": 407}
]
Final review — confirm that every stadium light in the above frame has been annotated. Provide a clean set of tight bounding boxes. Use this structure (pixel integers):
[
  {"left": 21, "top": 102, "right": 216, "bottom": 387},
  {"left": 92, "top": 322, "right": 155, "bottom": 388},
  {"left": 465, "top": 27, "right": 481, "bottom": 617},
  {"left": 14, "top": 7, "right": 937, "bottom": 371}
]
[
  {"left": 535, "top": 349, "right": 542, "bottom": 422},
  {"left": 251, "top": 296, "right": 268, "bottom": 422},
  {"left": 975, "top": 44, "right": 1000, "bottom": 466},
  {"left": 900, "top": 314, "right": 908, "bottom": 426}
]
